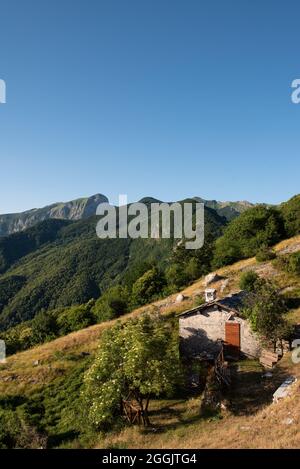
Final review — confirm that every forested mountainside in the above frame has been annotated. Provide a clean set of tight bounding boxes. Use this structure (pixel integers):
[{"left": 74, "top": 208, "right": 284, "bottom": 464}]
[
  {"left": 0, "top": 202, "right": 226, "bottom": 330},
  {"left": 193, "top": 197, "right": 255, "bottom": 221},
  {"left": 0, "top": 194, "right": 299, "bottom": 358}
]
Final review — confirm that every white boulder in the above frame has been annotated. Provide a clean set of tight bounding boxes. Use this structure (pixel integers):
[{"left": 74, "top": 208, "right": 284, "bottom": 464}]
[{"left": 175, "top": 294, "right": 186, "bottom": 303}]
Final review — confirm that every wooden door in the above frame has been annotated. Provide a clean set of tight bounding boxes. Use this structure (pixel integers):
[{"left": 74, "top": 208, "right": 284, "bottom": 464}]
[{"left": 225, "top": 322, "right": 240, "bottom": 358}]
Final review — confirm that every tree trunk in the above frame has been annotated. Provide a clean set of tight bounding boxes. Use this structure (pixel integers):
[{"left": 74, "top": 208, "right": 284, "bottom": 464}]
[{"left": 135, "top": 391, "right": 151, "bottom": 426}]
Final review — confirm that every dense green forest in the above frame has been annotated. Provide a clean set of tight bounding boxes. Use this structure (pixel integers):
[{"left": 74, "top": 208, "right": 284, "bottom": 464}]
[{"left": 0, "top": 202, "right": 225, "bottom": 333}]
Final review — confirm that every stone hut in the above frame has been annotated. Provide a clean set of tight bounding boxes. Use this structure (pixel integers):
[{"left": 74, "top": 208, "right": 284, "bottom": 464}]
[{"left": 178, "top": 291, "right": 261, "bottom": 359}]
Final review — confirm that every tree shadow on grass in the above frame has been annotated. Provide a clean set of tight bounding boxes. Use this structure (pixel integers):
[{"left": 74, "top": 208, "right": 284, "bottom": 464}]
[
  {"left": 286, "top": 296, "right": 300, "bottom": 310},
  {"left": 139, "top": 399, "right": 208, "bottom": 435},
  {"left": 140, "top": 359, "right": 293, "bottom": 433},
  {"left": 47, "top": 430, "right": 81, "bottom": 448},
  {"left": 224, "top": 362, "right": 290, "bottom": 416},
  {"left": 0, "top": 394, "right": 28, "bottom": 409}
]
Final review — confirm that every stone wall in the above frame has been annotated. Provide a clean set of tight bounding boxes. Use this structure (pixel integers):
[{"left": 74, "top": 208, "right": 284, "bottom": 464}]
[{"left": 179, "top": 305, "right": 261, "bottom": 358}]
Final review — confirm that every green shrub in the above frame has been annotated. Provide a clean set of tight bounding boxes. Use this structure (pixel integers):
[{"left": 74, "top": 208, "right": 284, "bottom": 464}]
[
  {"left": 288, "top": 252, "right": 300, "bottom": 275},
  {"left": 274, "top": 252, "right": 300, "bottom": 276},
  {"left": 193, "top": 295, "right": 205, "bottom": 307},
  {"left": 0, "top": 359, "right": 92, "bottom": 448},
  {"left": 92, "top": 286, "right": 129, "bottom": 322},
  {"left": 239, "top": 271, "right": 260, "bottom": 292},
  {"left": 0, "top": 409, "right": 47, "bottom": 449},
  {"left": 256, "top": 246, "right": 276, "bottom": 262}
]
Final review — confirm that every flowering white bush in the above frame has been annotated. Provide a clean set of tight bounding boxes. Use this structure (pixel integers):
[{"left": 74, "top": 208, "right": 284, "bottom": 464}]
[{"left": 83, "top": 314, "right": 181, "bottom": 427}]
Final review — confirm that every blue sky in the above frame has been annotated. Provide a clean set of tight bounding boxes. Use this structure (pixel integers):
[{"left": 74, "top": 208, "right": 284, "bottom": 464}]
[{"left": 0, "top": 0, "right": 299, "bottom": 213}]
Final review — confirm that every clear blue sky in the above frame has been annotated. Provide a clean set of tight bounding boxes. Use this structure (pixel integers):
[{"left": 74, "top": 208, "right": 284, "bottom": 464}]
[{"left": 0, "top": 0, "right": 299, "bottom": 213}]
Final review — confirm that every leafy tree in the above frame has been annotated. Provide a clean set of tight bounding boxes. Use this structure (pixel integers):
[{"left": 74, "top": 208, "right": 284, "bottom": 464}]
[
  {"left": 83, "top": 314, "right": 181, "bottom": 427},
  {"left": 280, "top": 194, "right": 300, "bottom": 237},
  {"left": 57, "top": 300, "right": 96, "bottom": 335},
  {"left": 1, "top": 323, "right": 32, "bottom": 354},
  {"left": 2, "top": 301, "right": 97, "bottom": 354},
  {"left": 131, "top": 267, "right": 165, "bottom": 307},
  {"left": 92, "top": 286, "right": 129, "bottom": 322},
  {"left": 30, "top": 310, "right": 58, "bottom": 344},
  {"left": 121, "top": 260, "right": 155, "bottom": 290},
  {"left": 165, "top": 263, "right": 189, "bottom": 289},
  {"left": 213, "top": 205, "right": 284, "bottom": 268},
  {"left": 241, "top": 280, "right": 289, "bottom": 350},
  {"left": 166, "top": 237, "right": 214, "bottom": 289}
]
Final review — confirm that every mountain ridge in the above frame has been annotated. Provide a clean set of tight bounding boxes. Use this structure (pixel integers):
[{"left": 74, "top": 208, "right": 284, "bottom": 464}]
[
  {"left": 0, "top": 193, "right": 108, "bottom": 237},
  {"left": 0, "top": 193, "right": 254, "bottom": 237}
]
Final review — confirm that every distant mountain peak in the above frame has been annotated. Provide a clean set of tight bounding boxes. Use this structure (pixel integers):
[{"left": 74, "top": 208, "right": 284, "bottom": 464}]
[
  {"left": 192, "top": 197, "right": 255, "bottom": 221},
  {"left": 0, "top": 193, "right": 108, "bottom": 237},
  {"left": 138, "top": 196, "right": 163, "bottom": 205}
]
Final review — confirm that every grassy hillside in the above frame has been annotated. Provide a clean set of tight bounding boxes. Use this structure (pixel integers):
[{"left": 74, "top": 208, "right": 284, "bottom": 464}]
[{"left": 0, "top": 234, "right": 299, "bottom": 448}]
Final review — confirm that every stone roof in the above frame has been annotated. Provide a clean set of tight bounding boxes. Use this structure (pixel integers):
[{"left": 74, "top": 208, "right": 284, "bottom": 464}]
[
  {"left": 178, "top": 291, "right": 246, "bottom": 317},
  {"left": 216, "top": 291, "right": 247, "bottom": 312}
]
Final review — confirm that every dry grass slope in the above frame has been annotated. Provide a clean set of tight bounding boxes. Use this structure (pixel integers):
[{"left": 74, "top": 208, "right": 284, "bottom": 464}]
[{"left": 96, "top": 355, "right": 300, "bottom": 449}]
